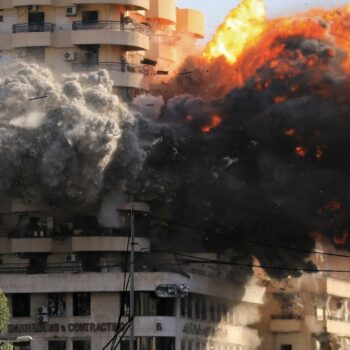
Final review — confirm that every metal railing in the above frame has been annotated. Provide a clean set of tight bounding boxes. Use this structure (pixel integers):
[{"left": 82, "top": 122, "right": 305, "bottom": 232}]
[
  {"left": 12, "top": 23, "right": 55, "bottom": 33},
  {"left": 72, "top": 21, "right": 150, "bottom": 34},
  {"left": 271, "top": 314, "right": 302, "bottom": 320},
  {"left": 72, "top": 62, "right": 148, "bottom": 75}
]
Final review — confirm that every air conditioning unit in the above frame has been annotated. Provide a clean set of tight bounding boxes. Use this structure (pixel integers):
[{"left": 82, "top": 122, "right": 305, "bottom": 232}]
[
  {"left": 37, "top": 314, "right": 48, "bottom": 323},
  {"left": 64, "top": 51, "right": 76, "bottom": 62},
  {"left": 27, "top": 5, "right": 38, "bottom": 11},
  {"left": 65, "top": 254, "right": 76, "bottom": 263},
  {"left": 65, "top": 6, "right": 77, "bottom": 16},
  {"left": 37, "top": 305, "right": 48, "bottom": 314}
]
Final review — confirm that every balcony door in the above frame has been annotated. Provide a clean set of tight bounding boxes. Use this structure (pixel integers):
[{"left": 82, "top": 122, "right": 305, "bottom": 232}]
[
  {"left": 28, "top": 12, "right": 44, "bottom": 32},
  {"left": 81, "top": 11, "right": 98, "bottom": 26}
]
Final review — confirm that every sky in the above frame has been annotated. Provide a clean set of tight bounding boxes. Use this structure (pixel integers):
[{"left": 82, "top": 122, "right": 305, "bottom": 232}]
[{"left": 177, "top": 0, "right": 350, "bottom": 43}]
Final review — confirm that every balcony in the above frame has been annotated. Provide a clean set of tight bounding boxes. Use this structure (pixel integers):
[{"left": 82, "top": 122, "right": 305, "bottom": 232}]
[
  {"left": 12, "top": 0, "right": 51, "bottom": 5},
  {"left": 11, "top": 237, "right": 53, "bottom": 253},
  {"left": 71, "top": 236, "right": 150, "bottom": 252},
  {"left": 72, "top": 62, "right": 149, "bottom": 90},
  {"left": 12, "top": 23, "right": 55, "bottom": 48},
  {"left": 72, "top": 0, "right": 149, "bottom": 10},
  {"left": 326, "top": 318, "right": 350, "bottom": 336},
  {"left": 270, "top": 315, "right": 302, "bottom": 333},
  {"left": 71, "top": 21, "right": 149, "bottom": 50}
]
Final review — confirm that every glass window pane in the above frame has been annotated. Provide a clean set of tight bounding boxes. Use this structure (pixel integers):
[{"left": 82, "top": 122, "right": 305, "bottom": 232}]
[
  {"left": 12, "top": 294, "right": 30, "bottom": 317},
  {"left": 73, "top": 293, "right": 90, "bottom": 316},
  {"left": 48, "top": 294, "right": 66, "bottom": 317},
  {"left": 72, "top": 340, "right": 90, "bottom": 350},
  {"left": 49, "top": 341, "right": 66, "bottom": 350}
]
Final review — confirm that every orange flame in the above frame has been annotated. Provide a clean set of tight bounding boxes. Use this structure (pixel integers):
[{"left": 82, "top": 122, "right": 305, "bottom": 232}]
[
  {"left": 285, "top": 129, "right": 295, "bottom": 137},
  {"left": 316, "top": 146, "right": 323, "bottom": 160},
  {"left": 333, "top": 231, "right": 348, "bottom": 245},
  {"left": 201, "top": 115, "right": 222, "bottom": 133},
  {"left": 274, "top": 96, "right": 287, "bottom": 104},
  {"left": 203, "top": 0, "right": 266, "bottom": 64},
  {"left": 203, "top": 0, "right": 350, "bottom": 87},
  {"left": 295, "top": 146, "right": 306, "bottom": 157}
]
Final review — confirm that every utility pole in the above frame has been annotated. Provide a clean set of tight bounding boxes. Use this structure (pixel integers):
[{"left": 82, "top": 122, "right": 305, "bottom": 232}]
[{"left": 129, "top": 204, "right": 135, "bottom": 350}]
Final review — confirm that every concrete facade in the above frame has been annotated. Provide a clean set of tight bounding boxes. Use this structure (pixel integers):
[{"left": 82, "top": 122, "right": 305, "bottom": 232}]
[
  {"left": 0, "top": 0, "right": 204, "bottom": 99},
  {"left": 0, "top": 199, "right": 266, "bottom": 350}
]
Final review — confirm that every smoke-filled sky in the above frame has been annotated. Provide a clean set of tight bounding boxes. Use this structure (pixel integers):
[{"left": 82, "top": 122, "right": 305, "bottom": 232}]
[{"left": 178, "top": 0, "right": 350, "bottom": 43}]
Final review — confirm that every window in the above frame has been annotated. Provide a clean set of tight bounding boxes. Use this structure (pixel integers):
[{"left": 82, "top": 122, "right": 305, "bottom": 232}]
[
  {"left": 201, "top": 296, "right": 207, "bottom": 320},
  {"left": 180, "top": 297, "right": 187, "bottom": 317},
  {"left": 188, "top": 340, "right": 193, "bottom": 350},
  {"left": 12, "top": 294, "right": 30, "bottom": 317},
  {"left": 209, "top": 299, "right": 215, "bottom": 322},
  {"left": 49, "top": 341, "right": 66, "bottom": 350},
  {"left": 156, "top": 298, "right": 175, "bottom": 316},
  {"left": 0, "top": 16, "right": 3, "bottom": 22},
  {"left": 315, "top": 306, "right": 325, "bottom": 321},
  {"left": 130, "top": 292, "right": 175, "bottom": 317},
  {"left": 48, "top": 294, "right": 66, "bottom": 317},
  {"left": 82, "top": 11, "right": 98, "bottom": 24},
  {"left": 194, "top": 295, "right": 201, "bottom": 319},
  {"left": 73, "top": 293, "right": 90, "bottom": 316},
  {"left": 281, "top": 345, "right": 292, "bottom": 350},
  {"left": 187, "top": 294, "right": 193, "bottom": 318},
  {"left": 13, "top": 342, "right": 30, "bottom": 350},
  {"left": 72, "top": 340, "right": 90, "bottom": 350},
  {"left": 120, "top": 340, "right": 129, "bottom": 350},
  {"left": 181, "top": 340, "right": 186, "bottom": 350}
]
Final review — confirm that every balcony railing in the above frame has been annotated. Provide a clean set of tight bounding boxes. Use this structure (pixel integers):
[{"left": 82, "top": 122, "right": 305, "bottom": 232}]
[
  {"left": 271, "top": 314, "right": 302, "bottom": 320},
  {"left": 72, "top": 21, "right": 150, "bottom": 34},
  {"left": 12, "top": 23, "right": 55, "bottom": 33},
  {"left": 72, "top": 62, "right": 148, "bottom": 75}
]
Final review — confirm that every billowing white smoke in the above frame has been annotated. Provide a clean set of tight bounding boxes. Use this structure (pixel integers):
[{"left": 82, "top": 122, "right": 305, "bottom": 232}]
[{"left": 0, "top": 63, "right": 137, "bottom": 206}]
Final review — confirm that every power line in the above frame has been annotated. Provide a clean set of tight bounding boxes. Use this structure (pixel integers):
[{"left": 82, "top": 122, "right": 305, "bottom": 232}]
[
  {"left": 151, "top": 249, "right": 350, "bottom": 274},
  {"left": 147, "top": 213, "right": 350, "bottom": 259}
]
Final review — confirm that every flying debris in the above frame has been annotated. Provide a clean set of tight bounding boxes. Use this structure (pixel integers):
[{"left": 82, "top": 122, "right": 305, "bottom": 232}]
[{"left": 28, "top": 95, "right": 48, "bottom": 101}]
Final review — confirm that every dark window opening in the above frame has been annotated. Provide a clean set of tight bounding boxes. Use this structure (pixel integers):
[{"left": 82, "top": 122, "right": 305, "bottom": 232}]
[
  {"left": 155, "top": 337, "right": 175, "bottom": 350},
  {"left": 187, "top": 294, "right": 193, "bottom": 319},
  {"left": 28, "top": 12, "right": 44, "bottom": 24},
  {"left": 80, "top": 253, "right": 100, "bottom": 272},
  {"left": 122, "top": 292, "right": 175, "bottom": 317},
  {"left": 82, "top": 11, "right": 98, "bottom": 24},
  {"left": 48, "top": 293, "right": 66, "bottom": 317},
  {"left": 12, "top": 294, "right": 30, "bottom": 317},
  {"left": 180, "top": 297, "right": 187, "bottom": 317},
  {"left": 49, "top": 341, "right": 66, "bottom": 350},
  {"left": 27, "top": 254, "right": 47, "bottom": 274},
  {"left": 73, "top": 293, "right": 90, "bottom": 316},
  {"left": 194, "top": 295, "right": 201, "bottom": 319},
  {"left": 201, "top": 296, "right": 207, "bottom": 320},
  {"left": 281, "top": 345, "right": 293, "bottom": 350},
  {"left": 0, "top": 16, "right": 3, "bottom": 22},
  {"left": 13, "top": 342, "right": 30, "bottom": 350},
  {"left": 72, "top": 340, "right": 90, "bottom": 350},
  {"left": 209, "top": 299, "right": 215, "bottom": 322},
  {"left": 81, "top": 45, "right": 99, "bottom": 65},
  {"left": 28, "top": 12, "right": 45, "bottom": 32}
]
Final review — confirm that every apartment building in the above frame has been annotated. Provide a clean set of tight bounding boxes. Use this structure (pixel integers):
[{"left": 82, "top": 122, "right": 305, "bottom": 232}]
[
  {"left": 0, "top": 198, "right": 265, "bottom": 350},
  {"left": 258, "top": 274, "right": 350, "bottom": 350},
  {"left": 0, "top": 0, "right": 204, "bottom": 99}
]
